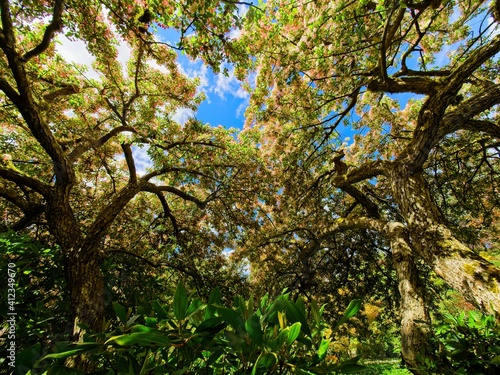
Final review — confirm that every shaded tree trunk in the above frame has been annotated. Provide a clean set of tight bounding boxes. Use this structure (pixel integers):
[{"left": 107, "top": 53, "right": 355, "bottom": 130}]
[
  {"left": 47, "top": 193, "right": 106, "bottom": 370},
  {"left": 63, "top": 248, "right": 105, "bottom": 370},
  {"left": 390, "top": 164, "right": 500, "bottom": 317},
  {"left": 387, "top": 222, "right": 431, "bottom": 374}
]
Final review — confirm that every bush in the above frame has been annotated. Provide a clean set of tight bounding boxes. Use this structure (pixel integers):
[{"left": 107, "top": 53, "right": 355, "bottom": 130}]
[
  {"left": 27, "top": 283, "right": 366, "bottom": 374},
  {"left": 0, "top": 231, "right": 71, "bottom": 375},
  {"left": 426, "top": 310, "right": 500, "bottom": 374}
]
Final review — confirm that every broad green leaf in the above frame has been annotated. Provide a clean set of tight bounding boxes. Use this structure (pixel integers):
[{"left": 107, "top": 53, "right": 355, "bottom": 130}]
[
  {"left": 205, "top": 287, "right": 221, "bottom": 319},
  {"left": 152, "top": 300, "right": 169, "bottom": 320},
  {"left": 287, "top": 322, "right": 302, "bottom": 345},
  {"left": 218, "top": 307, "right": 245, "bottom": 333},
  {"left": 113, "top": 302, "right": 127, "bottom": 324},
  {"left": 252, "top": 352, "right": 277, "bottom": 374},
  {"left": 173, "top": 282, "right": 189, "bottom": 321},
  {"left": 278, "top": 327, "right": 290, "bottom": 347},
  {"left": 130, "top": 324, "right": 153, "bottom": 333},
  {"left": 42, "top": 343, "right": 103, "bottom": 359},
  {"left": 286, "top": 301, "right": 312, "bottom": 337},
  {"left": 317, "top": 338, "right": 330, "bottom": 360},
  {"left": 195, "top": 316, "right": 226, "bottom": 335},
  {"left": 105, "top": 331, "right": 170, "bottom": 346},
  {"left": 335, "top": 299, "right": 362, "bottom": 329},
  {"left": 245, "top": 314, "right": 263, "bottom": 344}
]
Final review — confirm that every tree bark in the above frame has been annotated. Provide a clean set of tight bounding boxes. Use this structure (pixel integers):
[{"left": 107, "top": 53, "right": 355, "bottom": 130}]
[
  {"left": 390, "top": 164, "right": 500, "bottom": 318},
  {"left": 63, "top": 248, "right": 105, "bottom": 370},
  {"left": 46, "top": 191, "right": 106, "bottom": 370},
  {"left": 386, "top": 222, "right": 431, "bottom": 373}
]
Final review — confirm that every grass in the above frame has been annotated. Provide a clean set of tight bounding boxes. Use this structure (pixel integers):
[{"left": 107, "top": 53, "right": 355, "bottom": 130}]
[{"left": 362, "top": 359, "right": 412, "bottom": 375}]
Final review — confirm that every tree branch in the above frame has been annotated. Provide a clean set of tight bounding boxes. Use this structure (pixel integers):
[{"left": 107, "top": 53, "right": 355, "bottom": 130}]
[
  {"left": 143, "top": 183, "right": 207, "bottom": 209},
  {"left": 333, "top": 160, "right": 388, "bottom": 186},
  {"left": 438, "top": 84, "right": 500, "bottom": 138},
  {"left": 318, "top": 216, "right": 388, "bottom": 242},
  {"left": 0, "top": 183, "right": 30, "bottom": 210},
  {"left": 67, "top": 126, "right": 137, "bottom": 161},
  {"left": 121, "top": 143, "right": 137, "bottom": 184},
  {"left": 444, "top": 34, "right": 500, "bottom": 95},
  {"left": 23, "top": 0, "right": 65, "bottom": 60},
  {"left": 0, "top": 166, "right": 49, "bottom": 196},
  {"left": 367, "top": 76, "right": 437, "bottom": 95}
]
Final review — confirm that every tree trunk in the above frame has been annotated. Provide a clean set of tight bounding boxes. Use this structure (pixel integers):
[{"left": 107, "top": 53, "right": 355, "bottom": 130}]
[
  {"left": 46, "top": 193, "right": 106, "bottom": 370},
  {"left": 63, "top": 248, "right": 105, "bottom": 370},
  {"left": 387, "top": 222, "right": 431, "bottom": 374},
  {"left": 390, "top": 164, "right": 500, "bottom": 318}
]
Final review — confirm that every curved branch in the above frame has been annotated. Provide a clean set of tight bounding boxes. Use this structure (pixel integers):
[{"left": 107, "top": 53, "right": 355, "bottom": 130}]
[
  {"left": 121, "top": 143, "right": 137, "bottom": 184},
  {"left": 83, "top": 183, "right": 141, "bottom": 248},
  {"left": 444, "top": 34, "right": 500, "bottom": 95},
  {"left": 142, "top": 166, "right": 216, "bottom": 182},
  {"left": 0, "top": 166, "right": 49, "bottom": 196},
  {"left": 0, "top": 184, "right": 45, "bottom": 230},
  {"left": 380, "top": 8, "right": 406, "bottom": 81},
  {"left": 67, "top": 126, "right": 137, "bottom": 161},
  {"left": 438, "top": 84, "right": 500, "bottom": 139},
  {"left": 23, "top": 0, "right": 65, "bottom": 60},
  {"left": 318, "top": 216, "right": 388, "bottom": 242},
  {"left": 333, "top": 160, "right": 388, "bottom": 186},
  {"left": 367, "top": 76, "right": 437, "bottom": 95},
  {"left": 0, "top": 183, "right": 31, "bottom": 210},
  {"left": 108, "top": 248, "right": 204, "bottom": 280},
  {"left": 144, "top": 182, "right": 206, "bottom": 209}
]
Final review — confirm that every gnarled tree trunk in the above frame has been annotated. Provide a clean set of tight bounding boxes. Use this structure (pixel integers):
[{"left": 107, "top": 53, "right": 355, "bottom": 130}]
[
  {"left": 387, "top": 222, "right": 431, "bottom": 373},
  {"left": 390, "top": 164, "right": 500, "bottom": 317}
]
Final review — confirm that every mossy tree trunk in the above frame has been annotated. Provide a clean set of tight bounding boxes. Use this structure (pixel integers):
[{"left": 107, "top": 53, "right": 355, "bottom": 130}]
[
  {"left": 391, "top": 164, "right": 500, "bottom": 318},
  {"left": 387, "top": 222, "right": 431, "bottom": 373}
]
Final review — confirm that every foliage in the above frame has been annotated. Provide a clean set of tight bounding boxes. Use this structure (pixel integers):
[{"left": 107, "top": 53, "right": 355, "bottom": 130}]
[
  {"left": 0, "top": 231, "right": 70, "bottom": 374},
  {"left": 424, "top": 310, "right": 500, "bottom": 374},
  {"left": 25, "top": 283, "right": 366, "bottom": 374}
]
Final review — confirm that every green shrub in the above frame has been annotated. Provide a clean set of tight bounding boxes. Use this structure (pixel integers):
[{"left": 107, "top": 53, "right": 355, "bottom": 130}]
[
  {"left": 27, "top": 283, "right": 366, "bottom": 374},
  {"left": 426, "top": 310, "right": 500, "bottom": 374},
  {"left": 0, "top": 231, "right": 70, "bottom": 375}
]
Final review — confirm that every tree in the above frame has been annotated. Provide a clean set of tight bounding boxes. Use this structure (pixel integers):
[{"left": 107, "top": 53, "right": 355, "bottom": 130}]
[
  {"left": 237, "top": 0, "right": 500, "bottom": 370},
  {"left": 0, "top": 0, "right": 258, "bottom": 369}
]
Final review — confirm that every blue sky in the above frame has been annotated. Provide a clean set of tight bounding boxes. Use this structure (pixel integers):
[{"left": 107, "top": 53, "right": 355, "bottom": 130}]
[
  {"left": 56, "top": 26, "right": 249, "bottom": 132},
  {"left": 156, "top": 23, "right": 250, "bottom": 131}
]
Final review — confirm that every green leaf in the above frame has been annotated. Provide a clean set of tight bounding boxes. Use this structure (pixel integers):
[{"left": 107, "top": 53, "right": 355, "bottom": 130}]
[
  {"left": 245, "top": 314, "right": 263, "bottom": 344},
  {"left": 113, "top": 302, "right": 127, "bottom": 324},
  {"left": 130, "top": 324, "right": 153, "bottom": 333},
  {"left": 252, "top": 352, "right": 277, "bottom": 374},
  {"left": 205, "top": 287, "right": 221, "bottom": 319},
  {"left": 335, "top": 299, "right": 362, "bottom": 329},
  {"left": 195, "top": 316, "right": 226, "bottom": 335},
  {"left": 286, "top": 301, "right": 312, "bottom": 337},
  {"left": 153, "top": 300, "right": 169, "bottom": 320},
  {"left": 145, "top": 316, "right": 157, "bottom": 327},
  {"left": 218, "top": 307, "right": 245, "bottom": 333},
  {"left": 42, "top": 343, "right": 103, "bottom": 360},
  {"left": 287, "top": 322, "right": 302, "bottom": 345},
  {"left": 174, "top": 282, "right": 189, "bottom": 321},
  {"left": 317, "top": 338, "right": 330, "bottom": 360},
  {"left": 105, "top": 331, "right": 170, "bottom": 346}
]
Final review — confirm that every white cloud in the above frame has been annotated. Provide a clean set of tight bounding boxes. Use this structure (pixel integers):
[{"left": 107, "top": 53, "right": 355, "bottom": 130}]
[
  {"left": 172, "top": 107, "right": 195, "bottom": 125},
  {"left": 116, "top": 39, "right": 132, "bottom": 77},
  {"left": 56, "top": 35, "right": 101, "bottom": 80},
  {"left": 213, "top": 64, "right": 248, "bottom": 100},
  {"left": 177, "top": 60, "right": 210, "bottom": 93},
  {"left": 131, "top": 145, "right": 152, "bottom": 175}
]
